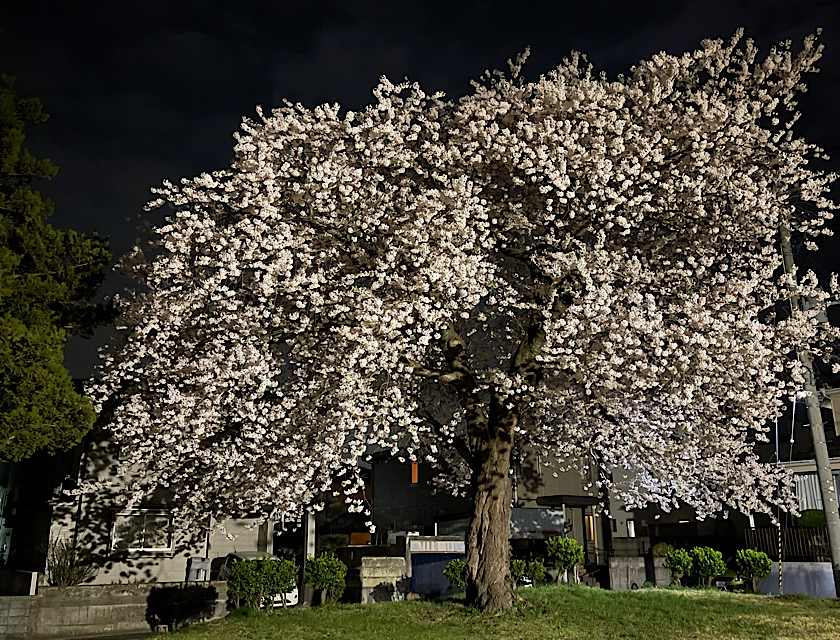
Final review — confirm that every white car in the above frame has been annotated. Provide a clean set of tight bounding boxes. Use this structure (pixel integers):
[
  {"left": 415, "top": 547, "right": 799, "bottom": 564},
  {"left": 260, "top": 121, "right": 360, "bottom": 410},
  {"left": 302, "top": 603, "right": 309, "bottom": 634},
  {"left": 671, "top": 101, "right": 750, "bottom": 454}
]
[{"left": 215, "top": 551, "right": 299, "bottom": 608}]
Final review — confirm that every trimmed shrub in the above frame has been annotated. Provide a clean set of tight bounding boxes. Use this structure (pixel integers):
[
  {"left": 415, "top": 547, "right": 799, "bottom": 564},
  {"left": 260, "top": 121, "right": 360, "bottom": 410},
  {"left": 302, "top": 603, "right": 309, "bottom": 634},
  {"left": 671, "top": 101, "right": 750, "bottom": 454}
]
[
  {"left": 651, "top": 542, "right": 674, "bottom": 558},
  {"left": 735, "top": 549, "right": 772, "bottom": 593},
  {"left": 304, "top": 553, "right": 347, "bottom": 602},
  {"left": 688, "top": 546, "right": 726, "bottom": 588},
  {"left": 546, "top": 536, "right": 584, "bottom": 582},
  {"left": 526, "top": 559, "right": 547, "bottom": 585},
  {"left": 796, "top": 509, "right": 827, "bottom": 528},
  {"left": 260, "top": 558, "right": 298, "bottom": 609},
  {"left": 227, "top": 559, "right": 260, "bottom": 609},
  {"left": 227, "top": 557, "right": 298, "bottom": 610},
  {"left": 444, "top": 558, "right": 467, "bottom": 589},
  {"left": 663, "top": 548, "right": 692, "bottom": 587},
  {"left": 318, "top": 533, "right": 350, "bottom": 551}
]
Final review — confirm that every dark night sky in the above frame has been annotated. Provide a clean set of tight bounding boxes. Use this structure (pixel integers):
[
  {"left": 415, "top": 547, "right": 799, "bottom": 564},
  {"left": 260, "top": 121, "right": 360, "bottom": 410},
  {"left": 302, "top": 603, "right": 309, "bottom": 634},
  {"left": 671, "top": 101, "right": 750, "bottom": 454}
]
[{"left": 2, "top": 0, "right": 840, "bottom": 377}]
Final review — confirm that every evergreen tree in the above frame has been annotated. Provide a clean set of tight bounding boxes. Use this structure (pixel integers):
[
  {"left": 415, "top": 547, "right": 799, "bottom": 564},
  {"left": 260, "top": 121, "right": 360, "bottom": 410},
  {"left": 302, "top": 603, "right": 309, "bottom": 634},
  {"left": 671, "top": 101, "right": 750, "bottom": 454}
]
[{"left": 0, "top": 74, "right": 112, "bottom": 461}]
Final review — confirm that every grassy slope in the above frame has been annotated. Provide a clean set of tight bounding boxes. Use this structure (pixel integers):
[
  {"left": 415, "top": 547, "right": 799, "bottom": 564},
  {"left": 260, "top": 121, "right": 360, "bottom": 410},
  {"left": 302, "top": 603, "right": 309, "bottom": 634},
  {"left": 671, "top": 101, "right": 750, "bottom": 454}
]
[{"left": 167, "top": 585, "right": 840, "bottom": 640}]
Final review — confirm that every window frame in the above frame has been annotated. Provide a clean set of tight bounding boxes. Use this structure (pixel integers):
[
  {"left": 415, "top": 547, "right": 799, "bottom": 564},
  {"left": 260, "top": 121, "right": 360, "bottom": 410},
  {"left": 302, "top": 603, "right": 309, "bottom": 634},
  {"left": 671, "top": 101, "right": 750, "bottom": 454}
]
[
  {"left": 110, "top": 509, "right": 174, "bottom": 553},
  {"left": 793, "top": 471, "right": 840, "bottom": 512}
]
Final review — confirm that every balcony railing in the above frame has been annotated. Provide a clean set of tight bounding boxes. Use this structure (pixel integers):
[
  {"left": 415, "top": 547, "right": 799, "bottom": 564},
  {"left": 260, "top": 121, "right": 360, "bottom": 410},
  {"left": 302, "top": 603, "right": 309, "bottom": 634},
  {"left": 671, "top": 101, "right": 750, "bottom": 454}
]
[{"left": 744, "top": 526, "right": 830, "bottom": 562}]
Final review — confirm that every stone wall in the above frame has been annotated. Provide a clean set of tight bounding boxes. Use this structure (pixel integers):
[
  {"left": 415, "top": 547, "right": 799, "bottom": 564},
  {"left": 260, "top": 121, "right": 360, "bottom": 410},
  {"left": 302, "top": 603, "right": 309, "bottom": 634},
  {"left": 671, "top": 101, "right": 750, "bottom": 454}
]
[
  {"left": 608, "top": 557, "right": 646, "bottom": 591},
  {"left": 0, "top": 595, "right": 34, "bottom": 637},
  {"left": 359, "top": 557, "right": 409, "bottom": 604},
  {"left": 652, "top": 558, "right": 670, "bottom": 587},
  {"left": 0, "top": 581, "right": 227, "bottom": 639}
]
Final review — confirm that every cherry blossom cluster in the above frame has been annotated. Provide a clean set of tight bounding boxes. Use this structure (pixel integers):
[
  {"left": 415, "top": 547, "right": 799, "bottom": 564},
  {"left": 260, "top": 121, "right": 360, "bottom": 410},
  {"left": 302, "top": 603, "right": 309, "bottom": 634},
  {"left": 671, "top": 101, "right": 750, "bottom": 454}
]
[{"left": 91, "top": 30, "right": 837, "bottom": 527}]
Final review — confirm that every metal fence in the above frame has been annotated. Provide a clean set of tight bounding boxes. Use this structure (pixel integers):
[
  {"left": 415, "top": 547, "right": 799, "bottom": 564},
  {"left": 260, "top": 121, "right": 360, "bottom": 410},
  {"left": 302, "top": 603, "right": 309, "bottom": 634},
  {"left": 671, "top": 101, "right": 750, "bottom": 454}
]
[{"left": 744, "top": 526, "right": 830, "bottom": 562}]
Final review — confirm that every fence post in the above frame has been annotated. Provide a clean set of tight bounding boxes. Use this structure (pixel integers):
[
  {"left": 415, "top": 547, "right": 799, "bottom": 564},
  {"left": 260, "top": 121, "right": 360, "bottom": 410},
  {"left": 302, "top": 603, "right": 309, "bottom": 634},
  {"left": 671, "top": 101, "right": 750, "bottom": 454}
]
[{"left": 778, "top": 524, "right": 783, "bottom": 596}]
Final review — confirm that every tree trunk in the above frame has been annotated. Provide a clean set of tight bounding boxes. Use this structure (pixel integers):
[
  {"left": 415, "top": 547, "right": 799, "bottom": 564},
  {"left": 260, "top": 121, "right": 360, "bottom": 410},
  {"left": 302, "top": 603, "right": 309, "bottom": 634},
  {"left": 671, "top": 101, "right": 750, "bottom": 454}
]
[{"left": 464, "top": 429, "right": 514, "bottom": 612}]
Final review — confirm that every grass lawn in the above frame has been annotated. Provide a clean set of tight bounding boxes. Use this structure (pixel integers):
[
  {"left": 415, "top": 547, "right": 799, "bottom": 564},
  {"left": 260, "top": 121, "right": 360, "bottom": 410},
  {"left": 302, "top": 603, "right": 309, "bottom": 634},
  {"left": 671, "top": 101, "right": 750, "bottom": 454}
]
[{"left": 164, "top": 585, "right": 840, "bottom": 640}]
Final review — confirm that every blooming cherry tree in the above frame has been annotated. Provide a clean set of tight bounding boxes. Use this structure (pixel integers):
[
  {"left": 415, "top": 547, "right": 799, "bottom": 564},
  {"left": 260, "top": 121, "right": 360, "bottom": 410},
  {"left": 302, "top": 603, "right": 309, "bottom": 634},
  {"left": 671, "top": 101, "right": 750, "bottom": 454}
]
[{"left": 93, "top": 31, "right": 838, "bottom": 611}]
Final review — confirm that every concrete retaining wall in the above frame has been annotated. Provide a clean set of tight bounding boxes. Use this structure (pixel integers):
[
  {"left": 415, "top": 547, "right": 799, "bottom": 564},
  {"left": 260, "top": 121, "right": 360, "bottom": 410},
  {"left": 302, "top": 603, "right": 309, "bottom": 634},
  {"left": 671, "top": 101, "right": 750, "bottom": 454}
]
[
  {"left": 609, "top": 557, "right": 670, "bottom": 590},
  {"left": 609, "top": 557, "right": 646, "bottom": 591},
  {"left": 0, "top": 595, "right": 34, "bottom": 637},
  {"left": 758, "top": 562, "right": 834, "bottom": 597},
  {"left": 652, "top": 558, "right": 670, "bottom": 587},
  {"left": 359, "top": 557, "right": 409, "bottom": 604},
  {"left": 0, "top": 581, "right": 227, "bottom": 639}
]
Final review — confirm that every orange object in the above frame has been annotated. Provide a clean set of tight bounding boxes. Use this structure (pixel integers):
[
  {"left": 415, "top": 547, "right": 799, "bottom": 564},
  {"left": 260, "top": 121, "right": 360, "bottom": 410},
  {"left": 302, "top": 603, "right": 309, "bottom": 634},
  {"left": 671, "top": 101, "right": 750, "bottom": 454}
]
[{"left": 350, "top": 531, "right": 371, "bottom": 545}]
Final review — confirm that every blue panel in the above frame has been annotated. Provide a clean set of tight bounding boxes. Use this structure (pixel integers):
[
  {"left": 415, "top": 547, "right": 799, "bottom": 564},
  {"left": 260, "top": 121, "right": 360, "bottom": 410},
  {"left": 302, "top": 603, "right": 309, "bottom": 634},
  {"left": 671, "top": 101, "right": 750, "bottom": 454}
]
[{"left": 411, "top": 553, "right": 465, "bottom": 597}]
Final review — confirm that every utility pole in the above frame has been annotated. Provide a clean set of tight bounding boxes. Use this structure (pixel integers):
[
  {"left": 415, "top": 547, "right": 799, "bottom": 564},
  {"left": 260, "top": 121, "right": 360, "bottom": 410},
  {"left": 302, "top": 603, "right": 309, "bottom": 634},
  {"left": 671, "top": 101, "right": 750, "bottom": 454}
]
[{"left": 779, "top": 224, "right": 840, "bottom": 597}]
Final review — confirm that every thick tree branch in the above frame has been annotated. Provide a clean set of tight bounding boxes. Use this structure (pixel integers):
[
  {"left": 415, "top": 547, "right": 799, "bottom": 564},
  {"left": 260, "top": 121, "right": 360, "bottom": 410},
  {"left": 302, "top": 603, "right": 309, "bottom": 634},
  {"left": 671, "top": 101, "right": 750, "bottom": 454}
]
[
  {"left": 417, "top": 408, "right": 476, "bottom": 468},
  {"left": 401, "top": 357, "right": 467, "bottom": 384}
]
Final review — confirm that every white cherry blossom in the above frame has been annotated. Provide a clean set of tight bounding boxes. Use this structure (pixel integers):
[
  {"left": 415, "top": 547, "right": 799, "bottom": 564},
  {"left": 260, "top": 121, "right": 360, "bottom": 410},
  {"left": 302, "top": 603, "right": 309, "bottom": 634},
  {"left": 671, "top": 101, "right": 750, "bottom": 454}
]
[{"left": 91, "top": 31, "right": 838, "bottom": 610}]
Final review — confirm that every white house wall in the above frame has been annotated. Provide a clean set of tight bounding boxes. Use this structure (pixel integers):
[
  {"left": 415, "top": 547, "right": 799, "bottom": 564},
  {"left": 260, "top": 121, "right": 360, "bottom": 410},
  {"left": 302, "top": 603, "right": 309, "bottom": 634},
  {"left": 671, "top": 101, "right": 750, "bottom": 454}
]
[{"left": 48, "top": 436, "right": 266, "bottom": 585}]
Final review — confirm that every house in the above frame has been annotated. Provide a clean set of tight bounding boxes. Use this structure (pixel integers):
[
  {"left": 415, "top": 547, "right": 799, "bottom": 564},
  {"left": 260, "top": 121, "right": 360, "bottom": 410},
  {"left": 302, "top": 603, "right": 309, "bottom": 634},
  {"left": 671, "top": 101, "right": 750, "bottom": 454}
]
[
  {"left": 0, "top": 428, "right": 277, "bottom": 593},
  {"left": 1, "top": 415, "right": 618, "bottom": 598},
  {"left": 20, "top": 390, "right": 831, "bottom": 597},
  {"left": 370, "top": 448, "right": 608, "bottom": 590},
  {"left": 610, "top": 387, "right": 840, "bottom": 595}
]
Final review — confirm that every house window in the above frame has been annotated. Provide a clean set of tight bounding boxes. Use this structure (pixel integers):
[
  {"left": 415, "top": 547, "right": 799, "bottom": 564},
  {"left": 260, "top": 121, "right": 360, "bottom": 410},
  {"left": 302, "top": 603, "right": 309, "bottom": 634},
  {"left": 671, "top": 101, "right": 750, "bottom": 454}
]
[
  {"left": 794, "top": 472, "right": 840, "bottom": 512},
  {"left": 111, "top": 510, "right": 173, "bottom": 552},
  {"left": 626, "top": 519, "right": 636, "bottom": 538},
  {"left": 411, "top": 460, "right": 419, "bottom": 485},
  {"left": 585, "top": 514, "right": 596, "bottom": 541}
]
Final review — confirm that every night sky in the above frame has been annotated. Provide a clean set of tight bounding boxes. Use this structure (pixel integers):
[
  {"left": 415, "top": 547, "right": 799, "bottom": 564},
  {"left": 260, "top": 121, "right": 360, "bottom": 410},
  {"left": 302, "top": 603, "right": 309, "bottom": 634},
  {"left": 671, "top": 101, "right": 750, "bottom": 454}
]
[{"left": 2, "top": 0, "right": 840, "bottom": 377}]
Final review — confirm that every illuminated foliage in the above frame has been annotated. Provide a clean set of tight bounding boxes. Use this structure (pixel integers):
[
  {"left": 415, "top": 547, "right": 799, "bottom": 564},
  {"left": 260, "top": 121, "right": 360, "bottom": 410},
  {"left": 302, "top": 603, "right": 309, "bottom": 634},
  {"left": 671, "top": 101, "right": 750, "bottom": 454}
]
[{"left": 93, "top": 31, "right": 837, "bottom": 610}]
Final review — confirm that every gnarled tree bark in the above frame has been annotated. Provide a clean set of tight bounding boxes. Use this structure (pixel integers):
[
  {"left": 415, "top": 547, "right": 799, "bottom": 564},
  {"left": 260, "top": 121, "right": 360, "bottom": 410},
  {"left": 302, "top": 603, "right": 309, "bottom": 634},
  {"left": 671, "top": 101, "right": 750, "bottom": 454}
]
[
  {"left": 464, "top": 427, "right": 514, "bottom": 611},
  {"left": 433, "top": 321, "right": 541, "bottom": 612},
  {"left": 464, "top": 395, "right": 518, "bottom": 612}
]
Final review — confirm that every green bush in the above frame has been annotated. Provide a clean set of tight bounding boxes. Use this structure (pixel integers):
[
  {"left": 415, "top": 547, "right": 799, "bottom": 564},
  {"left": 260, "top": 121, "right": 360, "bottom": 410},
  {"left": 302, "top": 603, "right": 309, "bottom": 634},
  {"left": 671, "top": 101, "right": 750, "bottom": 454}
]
[
  {"left": 45, "top": 537, "right": 97, "bottom": 586},
  {"left": 546, "top": 536, "right": 584, "bottom": 581},
  {"left": 227, "top": 560, "right": 260, "bottom": 609},
  {"left": 663, "top": 548, "right": 692, "bottom": 587},
  {"left": 318, "top": 533, "right": 350, "bottom": 551},
  {"left": 688, "top": 546, "right": 726, "bottom": 588},
  {"left": 526, "top": 559, "right": 547, "bottom": 585},
  {"left": 227, "top": 557, "right": 298, "bottom": 610},
  {"left": 443, "top": 558, "right": 467, "bottom": 589},
  {"left": 304, "top": 553, "right": 347, "bottom": 602},
  {"left": 510, "top": 559, "right": 526, "bottom": 584},
  {"left": 796, "top": 509, "right": 827, "bottom": 528},
  {"left": 260, "top": 558, "right": 298, "bottom": 609},
  {"left": 651, "top": 542, "right": 674, "bottom": 558},
  {"left": 735, "top": 549, "right": 772, "bottom": 593}
]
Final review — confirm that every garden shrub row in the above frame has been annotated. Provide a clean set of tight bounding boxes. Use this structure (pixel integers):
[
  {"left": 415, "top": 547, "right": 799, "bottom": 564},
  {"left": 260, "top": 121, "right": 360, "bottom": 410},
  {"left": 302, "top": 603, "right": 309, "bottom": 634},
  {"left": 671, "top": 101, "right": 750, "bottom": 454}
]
[
  {"left": 228, "top": 552, "right": 348, "bottom": 610},
  {"left": 445, "top": 536, "right": 584, "bottom": 589},
  {"left": 660, "top": 544, "right": 772, "bottom": 591}
]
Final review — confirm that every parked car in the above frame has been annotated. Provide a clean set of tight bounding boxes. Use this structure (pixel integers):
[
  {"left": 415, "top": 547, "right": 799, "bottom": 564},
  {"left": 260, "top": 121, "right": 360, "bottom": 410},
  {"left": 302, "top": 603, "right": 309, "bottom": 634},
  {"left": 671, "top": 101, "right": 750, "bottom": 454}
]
[
  {"left": 213, "top": 551, "right": 299, "bottom": 607},
  {"left": 714, "top": 559, "right": 745, "bottom": 591}
]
